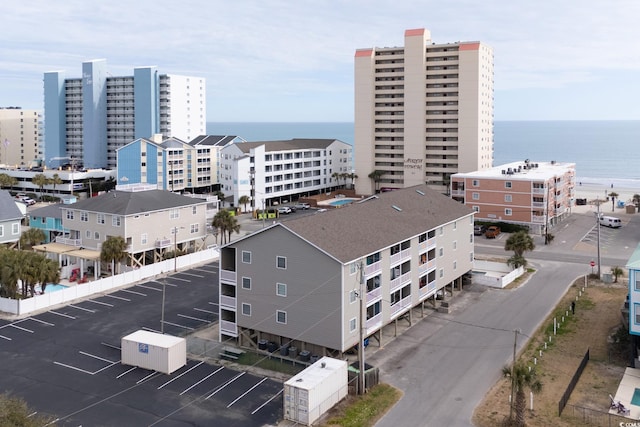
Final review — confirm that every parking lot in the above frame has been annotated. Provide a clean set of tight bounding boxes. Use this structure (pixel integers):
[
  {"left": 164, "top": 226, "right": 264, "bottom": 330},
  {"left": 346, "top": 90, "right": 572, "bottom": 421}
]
[{"left": 0, "top": 262, "right": 283, "bottom": 426}]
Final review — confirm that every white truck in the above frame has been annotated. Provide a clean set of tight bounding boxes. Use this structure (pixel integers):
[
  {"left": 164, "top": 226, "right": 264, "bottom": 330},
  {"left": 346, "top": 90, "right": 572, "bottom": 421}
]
[{"left": 599, "top": 215, "right": 622, "bottom": 228}]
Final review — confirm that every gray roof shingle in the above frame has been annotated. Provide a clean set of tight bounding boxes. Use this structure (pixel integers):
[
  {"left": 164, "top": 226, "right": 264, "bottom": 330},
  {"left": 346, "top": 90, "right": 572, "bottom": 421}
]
[
  {"left": 282, "top": 184, "right": 474, "bottom": 263},
  {"left": 0, "top": 190, "right": 23, "bottom": 221},
  {"left": 68, "top": 190, "right": 206, "bottom": 215},
  {"left": 234, "top": 138, "right": 341, "bottom": 153}
]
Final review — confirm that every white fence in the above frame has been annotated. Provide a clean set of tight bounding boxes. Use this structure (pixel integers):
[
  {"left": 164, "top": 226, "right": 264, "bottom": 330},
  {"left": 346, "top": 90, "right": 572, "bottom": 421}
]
[
  {"left": 472, "top": 259, "right": 524, "bottom": 289},
  {"left": 0, "top": 247, "right": 220, "bottom": 316}
]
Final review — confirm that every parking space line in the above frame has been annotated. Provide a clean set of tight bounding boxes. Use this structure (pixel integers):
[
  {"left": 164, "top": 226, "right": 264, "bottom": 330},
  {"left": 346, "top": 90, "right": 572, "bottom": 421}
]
[
  {"left": 137, "top": 371, "right": 161, "bottom": 384},
  {"left": 0, "top": 334, "right": 11, "bottom": 341},
  {"left": 104, "top": 294, "right": 131, "bottom": 302},
  {"left": 150, "top": 280, "right": 178, "bottom": 287},
  {"left": 180, "top": 272, "right": 205, "bottom": 278},
  {"left": 142, "top": 326, "right": 162, "bottom": 334},
  {"left": 252, "top": 389, "right": 284, "bottom": 415},
  {"left": 49, "top": 310, "right": 76, "bottom": 319},
  {"left": 171, "top": 277, "right": 191, "bottom": 283},
  {"left": 177, "top": 314, "right": 209, "bottom": 323},
  {"left": 69, "top": 304, "right": 96, "bottom": 313},
  {"left": 54, "top": 361, "right": 94, "bottom": 374},
  {"left": 179, "top": 366, "right": 225, "bottom": 395},
  {"left": 26, "top": 317, "right": 55, "bottom": 326},
  {"left": 227, "top": 377, "right": 268, "bottom": 408},
  {"left": 9, "top": 324, "right": 34, "bottom": 333},
  {"left": 85, "top": 299, "right": 114, "bottom": 307},
  {"left": 137, "top": 284, "right": 162, "bottom": 292},
  {"left": 117, "top": 366, "right": 137, "bottom": 378},
  {"left": 208, "top": 302, "right": 219, "bottom": 307},
  {"left": 194, "top": 308, "right": 215, "bottom": 314},
  {"left": 93, "top": 361, "right": 120, "bottom": 374},
  {"left": 121, "top": 289, "right": 147, "bottom": 297},
  {"left": 193, "top": 267, "right": 215, "bottom": 273},
  {"left": 79, "top": 351, "right": 118, "bottom": 364},
  {"left": 205, "top": 372, "right": 245, "bottom": 399},
  {"left": 157, "top": 361, "right": 205, "bottom": 389},
  {"left": 101, "top": 342, "right": 120, "bottom": 350},
  {"left": 161, "top": 321, "right": 194, "bottom": 331}
]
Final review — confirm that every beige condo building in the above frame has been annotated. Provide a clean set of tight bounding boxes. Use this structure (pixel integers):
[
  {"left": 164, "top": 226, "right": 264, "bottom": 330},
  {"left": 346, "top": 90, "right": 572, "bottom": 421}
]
[
  {"left": 0, "top": 107, "right": 41, "bottom": 167},
  {"left": 354, "top": 28, "right": 494, "bottom": 195}
]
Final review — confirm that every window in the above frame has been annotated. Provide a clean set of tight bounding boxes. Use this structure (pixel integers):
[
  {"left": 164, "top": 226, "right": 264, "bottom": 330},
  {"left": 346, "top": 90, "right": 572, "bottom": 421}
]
[
  {"left": 190, "top": 223, "right": 199, "bottom": 233},
  {"left": 242, "top": 277, "right": 251, "bottom": 290},
  {"left": 276, "top": 283, "right": 287, "bottom": 297},
  {"left": 349, "top": 318, "right": 357, "bottom": 332},
  {"left": 0, "top": 225, "right": 3, "bottom": 237},
  {"left": 453, "top": 261, "right": 457, "bottom": 270},
  {"left": 505, "top": 208, "right": 513, "bottom": 216},
  {"left": 80, "top": 212, "right": 88, "bottom": 222},
  {"left": 472, "top": 179, "right": 479, "bottom": 187},
  {"left": 94, "top": 231, "right": 100, "bottom": 240},
  {"left": 242, "top": 251, "right": 251, "bottom": 264},
  {"left": 97, "top": 214, "right": 105, "bottom": 224},
  {"left": 366, "top": 275, "right": 381, "bottom": 293},
  {"left": 66, "top": 210, "right": 74, "bottom": 220},
  {"left": 192, "top": 206, "right": 197, "bottom": 215},
  {"left": 636, "top": 304, "right": 640, "bottom": 324},
  {"left": 242, "top": 303, "right": 251, "bottom": 316},
  {"left": 349, "top": 290, "right": 357, "bottom": 303},
  {"left": 86, "top": 230, "right": 91, "bottom": 239},
  {"left": 12, "top": 223, "right": 19, "bottom": 234},
  {"left": 439, "top": 268, "right": 444, "bottom": 278},
  {"left": 472, "top": 192, "right": 479, "bottom": 200},
  {"left": 505, "top": 181, "right": 512, "bottom": 189},
  {"left": 276, "top": 256, "right": 286, "bottom": 269},
  {"left": 366, "top": 252, "right": 381, "bottom": 265},
  {"left": 453, "top": 221, "right": 457, "bottom": 230},
  {"left": 170, "top": 209, "right": 179, "bottom": 219},
  {"left": 276, "top": 310, "right": 287, "bottom": 324},
  {"left": 112, "top": 215, "right": 121, "bottom": 226},
  {"left": 472, "top": 206, "right": 480, "bottom": 212},
  {"left": 453, "top": 241, "right": 457, "bottom": 250},
  {"left": 141, "top": 233, "right": 148, "bottom": 244},
  {"left": 635, "top": 275, "right": 640, "bottom": 291},
  {"left": 439, "top": 248, "right": 444, "bottom": 257},
  {"left": 349, "top": 263, "right": 357, "bottom": 275},
  {"left": 504, "top": 194, "right": 512, "bottom": 202}
]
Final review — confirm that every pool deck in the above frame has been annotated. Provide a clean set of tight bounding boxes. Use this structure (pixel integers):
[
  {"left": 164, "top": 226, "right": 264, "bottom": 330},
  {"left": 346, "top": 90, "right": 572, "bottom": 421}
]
[{"left": 316, "top": 196, "right": 362, "bottom": 207}]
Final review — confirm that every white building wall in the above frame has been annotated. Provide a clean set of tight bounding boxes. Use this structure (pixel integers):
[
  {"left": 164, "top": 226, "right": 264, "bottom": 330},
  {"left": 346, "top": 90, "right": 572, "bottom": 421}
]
[
  {"left": 165, "top": 74, "right": 206, "bottom": 142},
  {"left": 0, "top": 108, "right": 41, "bottom": 167}
]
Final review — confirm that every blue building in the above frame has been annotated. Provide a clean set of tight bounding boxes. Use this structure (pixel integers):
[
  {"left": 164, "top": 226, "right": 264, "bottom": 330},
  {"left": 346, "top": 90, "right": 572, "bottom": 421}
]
[
  {"left": 28, "top": 203, "right": 67, "bottom": 243},
  {"left": 44, "top": 59, "right": 206, "bottom": 170}
]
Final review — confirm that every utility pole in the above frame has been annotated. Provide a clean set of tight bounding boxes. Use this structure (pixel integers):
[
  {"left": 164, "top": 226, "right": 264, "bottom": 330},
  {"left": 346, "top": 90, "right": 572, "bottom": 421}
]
[
  {"left": 594, "top": 199, "right": 603, "bottom": 277},
  {"left": 358, "top": 260, "right": 366, "bottom": 395},
  {"left": 161, "top": 273, "right": 166, "bottom": 334},
  {"left": 510, "top": 329, "right": 519, "bottom": 421}
]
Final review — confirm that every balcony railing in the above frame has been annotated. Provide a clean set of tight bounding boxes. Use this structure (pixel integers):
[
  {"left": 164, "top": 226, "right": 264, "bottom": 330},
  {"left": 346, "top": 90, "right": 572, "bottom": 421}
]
[
  {"left": 451, "top": 189, "right": 464, "bottom": 196},
  {"left": 532, "top": 187, "right": 545, "bottom": 194},
  {"left": 390, "top": 295, "right": 412, "bottom": 318},
  {"left": 419, "top": 280, "right": 437, "bottom": 298},
  {"left": 220, "top": 320, "right": 238, "bottom": 337},
  {"left": 220, "top": 295, "right": 236, "bottom": 309},
  {"left": 418, "top": 259, "right": 436, "bottom": 274},
  {"left": 366, "top": 313, "right": 382, "bottom": 332},
  {"left": 365, "top": 261, "right": 381, "bottom": 276},
  {"left": 531, "top": 201, "right": 545, "bottom": 208},
  {"left": 532, "top": 216, "right": 546, "bottom": 223},
  {"left": 367, "top": 287, "right": 382, "bottom": 303},
  {"left": 55, "top": 236, "right": 82, "bottom": 246},
  {"left": 390, "top": 271, "right": 412, "bottom": 292},
  {"left": 220, "top": 269, "right": 237, "bottom": 283}
]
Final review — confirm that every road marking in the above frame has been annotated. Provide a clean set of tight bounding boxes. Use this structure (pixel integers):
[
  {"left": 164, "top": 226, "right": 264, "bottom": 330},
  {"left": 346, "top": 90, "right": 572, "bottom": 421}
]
[
  {"left": 117, "top": 366, "right": 137, "bottom": 378},
  {"left": 171, "top": 277, "right": 191, "bottom": 283},
  {"left": 142, "top": 326, "right": 162, "bottom": 334},
  {"left": 69, "top": 304, "right": 96, "bottom": 313},
  {"left": 26, "top": 317, "right": 55, "bottom": 326},
  {"left": 157, "top": 361, "right": 205, "bottom": 389},
  {"left": 194, "top": 308, "right": 215, "bottom": 314},
  {"left": 205, "top": 372, "right": 245, "bottom": 399},
  {"left": 137, "top": 371, "right": 160, "bottom": 384},
  {"left": 93, "top": 361, "right": 120, "bottom": 374},
  {"left": 180, "top": 366, "right": 225, "bottom": 395},
  {"left": 252, "top": 389, "right": 284, "bottom": 414},
  {"left": 136, "top": 284, "right": 163, "bottom": 292},
  {"left": 227, "top": 377, "right": 268, "bottom": 408},
  {"left": 177, "top": 314, "right": 209, "bottom": 323},
  {"left": 54, "top": 361, "right": 94, "bottom": 374},
  {"left": 193, "top": 267, "right": 216, "bottom": 274},
  {"left": 161, "top": 321, "right": 194, "bottom": 331},
  {"left": 85, "top": 299, "right": 114, "bottom": 307},
  {"left": 104, "top": 294, "right": 131, "bottom": 302},
  {"left": 79, "top": 351, "right": 118, "bottom": 364},
  {"left": 101, "top": 342, "right": 120, "bottom": 350},
  {"left": 121, "top": 289, "right": 147, "bottom": 296},
  {"left": 150, "top": 280, "right": 178, "bottom": 287},
  {"left": 208, "top": 302, "right": 219, "bottom": 307},
  {"left": 180, "top": 272, "right": 205, "bottom": 278},
  {"left": 9, "top": 324, "right": 34, "bottom": 333},
  {"left": 0, "top": 334, "right": 11, "bottom": 341},
  {"left": 49, "top": 310, "right": 76, "bottom": 319}
]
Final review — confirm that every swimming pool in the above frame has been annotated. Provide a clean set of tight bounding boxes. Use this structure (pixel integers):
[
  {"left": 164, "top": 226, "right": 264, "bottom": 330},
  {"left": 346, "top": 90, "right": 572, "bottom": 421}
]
[
  {"left": 328, "top": 199, "right": 356, "bottom": 206},
  {"left": 40, "top": 284, "right": 68, "bottom": 294}
]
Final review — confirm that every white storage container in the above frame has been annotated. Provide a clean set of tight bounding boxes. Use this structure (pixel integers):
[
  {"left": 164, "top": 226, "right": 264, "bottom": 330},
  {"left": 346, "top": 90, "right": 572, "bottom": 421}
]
[
  {"left": 121, "top": 330, "right": 186, "bottom": 374},
  {"left": 283, "top": 357, "right": 348, "bottom": 425}
]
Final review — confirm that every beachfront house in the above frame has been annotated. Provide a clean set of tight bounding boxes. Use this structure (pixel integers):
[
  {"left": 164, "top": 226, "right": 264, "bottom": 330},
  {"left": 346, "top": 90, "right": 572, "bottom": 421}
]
[
  {"left": 218, "top": 184, "right": 474, "bottom": 357},
  {"left": 451, "top": 160, "right": 576, "bottom": 235},
  {"left": 28, "top": 203, "right": 66, "bottom": 243},
  {"left": 218, "top": 139, "right": 353, "bottom": 210},
  {"left": 0, "top": 190, "right": 23, "bottom": 246}
]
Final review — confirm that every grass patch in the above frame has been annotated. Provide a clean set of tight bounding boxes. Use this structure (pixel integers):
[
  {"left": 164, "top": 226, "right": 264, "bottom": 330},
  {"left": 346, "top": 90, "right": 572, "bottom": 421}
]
[
  {"left": 323, "top": 383, "right": 402, "bottom": 427},
  {"left": 235, "top": 351, "right": 305, "bottom": 376}
]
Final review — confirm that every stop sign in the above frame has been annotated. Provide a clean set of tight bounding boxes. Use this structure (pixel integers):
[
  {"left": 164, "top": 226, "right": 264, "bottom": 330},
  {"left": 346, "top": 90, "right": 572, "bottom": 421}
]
[{"left": 590, "top": 260, "right": 595, "bottom": 267}]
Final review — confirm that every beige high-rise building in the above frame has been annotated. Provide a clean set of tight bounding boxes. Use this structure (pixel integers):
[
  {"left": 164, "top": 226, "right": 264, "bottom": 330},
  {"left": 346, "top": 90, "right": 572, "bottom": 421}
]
[
  {"left": 0, "top": 107, "right": 41, "bottom": 167},
  {"left": 354, "top": 28, "right": 494, "bottom": 195}
]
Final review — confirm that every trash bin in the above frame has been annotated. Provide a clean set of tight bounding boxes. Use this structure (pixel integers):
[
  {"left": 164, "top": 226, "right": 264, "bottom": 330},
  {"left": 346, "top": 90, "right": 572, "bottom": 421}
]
[
  {"left": 299, "top": 350, "right": 311, "bottom": 362},
  {"left": 288, "top": 347, "right": 297, "bottom": 358},
  {"left": 258, "top": 339, "right": 268, "bottom": 350}
]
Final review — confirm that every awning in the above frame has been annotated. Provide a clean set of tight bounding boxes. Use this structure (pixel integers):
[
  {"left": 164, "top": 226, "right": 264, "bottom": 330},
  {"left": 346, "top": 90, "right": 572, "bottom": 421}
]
[
  {"left": 33, "top": 243, "right": 77, "bottom": 254},
  {"left": 65, "top": 248, "right": 101, "bottom": 261}
]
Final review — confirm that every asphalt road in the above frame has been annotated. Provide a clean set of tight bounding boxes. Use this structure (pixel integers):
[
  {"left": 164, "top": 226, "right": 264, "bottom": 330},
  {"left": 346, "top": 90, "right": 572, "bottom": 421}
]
[
  {"left": 372, "top": 209, "right": 640, "bottom": 427},
  {"left": 0, "top": 262, "right": 284, "bottom": 426}
]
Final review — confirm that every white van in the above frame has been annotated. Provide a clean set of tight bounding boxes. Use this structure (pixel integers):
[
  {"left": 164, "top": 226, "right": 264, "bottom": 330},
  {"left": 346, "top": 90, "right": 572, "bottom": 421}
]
[{"left": 599, "top": 216, "right": 622, "bottom": 228}]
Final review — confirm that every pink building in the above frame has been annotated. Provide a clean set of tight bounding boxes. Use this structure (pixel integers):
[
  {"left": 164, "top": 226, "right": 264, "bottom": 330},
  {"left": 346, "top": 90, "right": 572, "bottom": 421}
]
[{"left": 451, "top": 160, "right": 576, "bottom": 235}]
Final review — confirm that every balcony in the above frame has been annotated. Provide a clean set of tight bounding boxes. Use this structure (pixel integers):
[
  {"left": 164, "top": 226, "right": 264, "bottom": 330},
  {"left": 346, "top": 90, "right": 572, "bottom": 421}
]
[
  {"left": 419, "top": 280, "right": 437, "bottom": 298},
  {"left": 532, "top": 187, "right": 545, "bottom": 194},
  {"left": 220, "top": 320, "right": 238, "bottom": 337},
  {"left": 418, "top": 259, "right": 436, "bottom": 274},
  {"left": 220, "top": 294, "right": 237, "bottom": 309},
  {"left": 531, "top": 201, "right": 545, "bottom": 208},
  {"left": 390, "top": 295, "right": 412, "bottom": 319},
  {"left": 155, "top": 238, "right": 172, "bottom": 248},
  {"left": 451, "top": 189, "right": 464, "bottom": 197},
  {"left": 220, "top": 269, "right": 237, "bottom": 283},
  {"left": 367, "top": 286, "right": 382, "bottom": 303},
  {"left": 365, "top": 261, "right": 381, "bottom": 276},
  {"left": 418, "top": 237, "right": 436, "bottom": 252},
  {"left": 390, "top": 248, "right": 411, "bottom": 265},
  {"left": 55, "top": 236, "right": 82, "bottom": 246},
  {"left": 389, "top": 271, "right": 412, "bottom": 292},
  {"left": 366, "top": 313, "right": 382, "bottom": 332}
]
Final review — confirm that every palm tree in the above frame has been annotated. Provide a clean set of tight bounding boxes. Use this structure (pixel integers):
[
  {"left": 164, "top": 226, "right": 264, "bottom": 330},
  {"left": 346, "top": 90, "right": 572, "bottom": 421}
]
[
  {"left": 33, "top": 255, "right": 60, "bottom": 295},
  {"left": 609, "top": 191, "right": 619, "bottom": 212},
  {"left": 100, "top": 236, "right": 128, "bottom": 276},
  {"left": 212, "top": 210, "right": 231, "bottom": 244},
  {"left": 224, "top": 213, "right": 241, "bottom": 242},
  {"left": 31, "top": 173, "right": 50, "bottom": 200},
  {"left": 50, "top": 173, "right": 63, "bottom": 195},
  {"left": 331, "top": 172, "right": 341, "bottom": 189},
  {"left": 238, "top": 195, "right": 251, "bottom": 213},
  {"left": 0, "top": 173, "right": 18, "bottom": 189},
  {"left": 340, "top": 172, "right": 349, "bottom": 188},
  {"left": 347, "top": 172, "right": 358, "bottom": 190},
  {"left": 611, "top": 266, "right": 624, "bottom": 283},
  {"left": 502, "top": 362, "right": 542, "bottom": 426},
  {"left": 368, "top": 170, "right": 384, "bottom": 194},
  {"left": 19, "top": 228, "right": 46, "bottom": 250},
  {"left": 505, "top": 231, "right": 535, "bottom": 268},
  {"left": 0, "top": 249, "right": 20, "bottom": 299}
]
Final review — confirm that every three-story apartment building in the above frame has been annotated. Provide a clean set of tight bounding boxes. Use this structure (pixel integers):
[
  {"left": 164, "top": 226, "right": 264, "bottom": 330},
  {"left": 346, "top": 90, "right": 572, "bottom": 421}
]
[
  {"left": 218, "top": 184, "right": 474, "bottom": 357},
  {"left": 451, "top": 160, "right": 576, "bottom": 234}
]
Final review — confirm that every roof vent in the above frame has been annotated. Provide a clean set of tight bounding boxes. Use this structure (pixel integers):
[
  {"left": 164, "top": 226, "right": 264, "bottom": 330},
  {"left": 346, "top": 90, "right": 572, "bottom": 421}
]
[{"left": 392, "top": 205, "right": 402, "bottom": 212}]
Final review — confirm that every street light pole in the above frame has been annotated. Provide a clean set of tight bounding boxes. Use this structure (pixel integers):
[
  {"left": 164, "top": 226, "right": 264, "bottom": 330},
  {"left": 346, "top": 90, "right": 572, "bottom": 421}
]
[
  {"left": 161, "top": 274, "right": 166, "bottom": 334},
  {"left": 173, "top": 227, "right": 178, "bottom": 273}
]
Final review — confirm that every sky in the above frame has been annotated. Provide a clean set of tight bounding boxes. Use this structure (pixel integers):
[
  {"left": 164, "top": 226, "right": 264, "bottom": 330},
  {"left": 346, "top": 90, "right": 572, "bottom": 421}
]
[{"left": 2, "top": 0, "right": 639, "bottom": 122}]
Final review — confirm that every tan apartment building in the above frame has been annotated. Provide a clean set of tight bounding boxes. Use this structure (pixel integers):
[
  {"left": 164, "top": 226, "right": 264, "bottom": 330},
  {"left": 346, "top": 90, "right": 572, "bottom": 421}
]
[
  {"left": 451, "top": 160, "right": 576, "bottom": 235},
  {"left": 0, "top": 107, "right": 41, "bottom": 167},
  {"left": 354, "top": 28, "right": 494, "bottom": 195}
]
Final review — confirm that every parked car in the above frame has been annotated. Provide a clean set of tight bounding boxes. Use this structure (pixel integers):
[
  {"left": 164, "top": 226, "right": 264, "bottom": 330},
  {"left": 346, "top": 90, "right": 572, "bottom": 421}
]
[
  {"left": 277, "top": 206, "right": 292, "bottom": 214},
  {"left": 287, "top": 205, "right": 297, "bottom": 213},
  {"left": 295, "top": 202, "right": 311, "bottom": 210},
  {"left": 474, "top": 225, "right": 487, "bottom": 236},
  {"left": 485, "top": 226, "right": 501, "bottom": 239},
  {"left": 16, "top": 196, "right": 36, "bottom": 206}
]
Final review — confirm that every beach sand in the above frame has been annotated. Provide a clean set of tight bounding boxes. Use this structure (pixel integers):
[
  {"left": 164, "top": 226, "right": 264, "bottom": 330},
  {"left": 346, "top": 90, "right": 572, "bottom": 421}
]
[{"left": 574, "top": 181, "right": 639, "bottom": 215}]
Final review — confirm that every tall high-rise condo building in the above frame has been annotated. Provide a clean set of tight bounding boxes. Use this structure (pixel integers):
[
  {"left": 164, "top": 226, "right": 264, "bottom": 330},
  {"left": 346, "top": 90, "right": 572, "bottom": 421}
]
[
  {"left": 354, "top": 28, "right": 493, "bottom": 195},
  {"left": 44, "top": 59, "right": 206, "bottom": 169},
  {"left": 0, "top": 107, "right": 41, "bottom": 167}
]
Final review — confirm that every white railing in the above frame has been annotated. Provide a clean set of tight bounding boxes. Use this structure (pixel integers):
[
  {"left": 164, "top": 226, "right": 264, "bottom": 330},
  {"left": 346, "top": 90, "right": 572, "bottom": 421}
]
[
  {"left": 390, "top": 295, "right": 412, "bottom": 318},
  {"left": 55, "top": 236, "right": 82, "bottom": 246},
  {"left": 531, "top": 201, "right": 545, "bottom": 208},
  {"left": 418, "top": 259, "right": 436, "bottom": 274},
  {"left": 532, "top": 187, "right": 545, "bottom": 194},
  {"left": 366, "top": 313, "right": 382, "bottom": 331},
  {"left": 220, "top": 295, "right": 236, "bottom": 309},
  {"left": 366, "top": 287, "right": 381, "bottom": 303},
  {"left": 219, "top": 320, "right": 238, "bottom": 336},
  {"left": 364, "top": 261, "right": 381, "bottom": 276},
  {"left": 0, "top": 247, "right": 220, "bottom": 316},
  {"left": 451, "top": 189, "right": 464, "bottom": 196},
  {"left": 220, "top": 269, "right": 237, "bottom": 283},
  {"left": 419, "top": 280, "right": 437, "bottom": 298},
  {"left": 532, "top": 216, "right": 546, "bottom": 223}
]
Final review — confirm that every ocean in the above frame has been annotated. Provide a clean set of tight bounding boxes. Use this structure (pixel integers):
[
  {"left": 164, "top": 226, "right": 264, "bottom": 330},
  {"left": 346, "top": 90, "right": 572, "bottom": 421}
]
[{"left": 207, "top": 120, "right": 640, "bottom": 187}]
